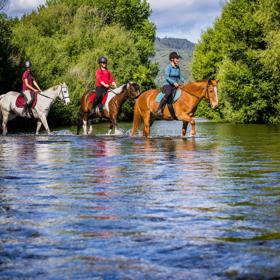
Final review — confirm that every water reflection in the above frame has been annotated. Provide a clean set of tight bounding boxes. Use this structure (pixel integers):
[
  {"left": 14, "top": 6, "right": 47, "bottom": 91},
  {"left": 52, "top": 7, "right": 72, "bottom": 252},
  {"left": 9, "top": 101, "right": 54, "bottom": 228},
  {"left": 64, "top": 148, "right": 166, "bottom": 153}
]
[{"left": 0, "top": 122, "right": 280, "bottom": 279}]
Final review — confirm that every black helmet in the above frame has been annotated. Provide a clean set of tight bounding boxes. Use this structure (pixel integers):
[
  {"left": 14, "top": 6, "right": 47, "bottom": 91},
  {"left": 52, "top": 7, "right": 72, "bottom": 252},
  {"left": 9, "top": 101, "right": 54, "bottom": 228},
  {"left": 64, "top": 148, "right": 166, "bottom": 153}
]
[
  {"left": 98, "top": 56, "right": 108, "bottom": 64},
  {"left": 25, "top": 60, "right": 32, "bottom": 68},
  {"left": 169, "top": 52, "right": 181, "bottom": 60}
]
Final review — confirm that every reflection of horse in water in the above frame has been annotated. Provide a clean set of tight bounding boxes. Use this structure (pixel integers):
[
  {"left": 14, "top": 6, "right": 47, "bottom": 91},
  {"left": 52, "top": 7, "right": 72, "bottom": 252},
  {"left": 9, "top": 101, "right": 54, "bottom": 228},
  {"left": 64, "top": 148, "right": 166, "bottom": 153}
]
[
  {"left": 0, "top": 83, "right": 70, "bottom": 135},
  {"left": 131, "top": 80, "right": 219, "bottom": 137},
  {"left": 77, "top": 82, "right": 140, "bottom": 135}
]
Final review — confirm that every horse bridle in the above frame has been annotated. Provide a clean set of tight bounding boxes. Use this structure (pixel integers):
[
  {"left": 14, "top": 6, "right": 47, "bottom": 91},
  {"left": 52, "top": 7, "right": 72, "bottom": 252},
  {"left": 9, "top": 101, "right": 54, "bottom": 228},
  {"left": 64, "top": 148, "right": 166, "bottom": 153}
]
[{"left": 59, "top": 85, "right": 69, "bottom": 102}]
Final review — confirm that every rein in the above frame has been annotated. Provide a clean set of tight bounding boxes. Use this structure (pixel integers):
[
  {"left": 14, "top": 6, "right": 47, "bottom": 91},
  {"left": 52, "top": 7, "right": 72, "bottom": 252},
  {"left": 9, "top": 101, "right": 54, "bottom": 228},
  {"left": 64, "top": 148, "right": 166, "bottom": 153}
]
[
  {"left": 180, "top": 83, "right": 209, "bottom": 99},
  {"left": 38, "top": 92, "right": 53, "bottom": 100},
  {"left": 38, "top": 85, "right": 68, "bottom": 101},
  {"left": 108, "top": 84, "right": 127, "bottom": 95}
]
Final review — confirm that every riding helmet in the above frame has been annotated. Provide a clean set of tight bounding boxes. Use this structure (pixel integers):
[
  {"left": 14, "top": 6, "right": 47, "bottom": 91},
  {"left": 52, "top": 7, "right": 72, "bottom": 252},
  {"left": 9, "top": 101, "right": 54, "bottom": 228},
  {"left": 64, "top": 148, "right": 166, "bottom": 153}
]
[
  {"left": 169, "top": 52, "right": 181, "bottom": 60},
  {"left": 25, "top": 60, "right": 32, "bottom": 68},
  {"left": 98, "top": 56, "right": 108, "bottom": 64}
]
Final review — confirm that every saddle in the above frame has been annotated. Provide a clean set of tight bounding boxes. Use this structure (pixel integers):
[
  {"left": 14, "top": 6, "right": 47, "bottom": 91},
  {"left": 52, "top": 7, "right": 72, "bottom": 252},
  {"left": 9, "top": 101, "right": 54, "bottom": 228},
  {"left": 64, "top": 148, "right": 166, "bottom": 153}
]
[
  {"left": 156, "top": 89, "right": 181, "bottom": 120},
  {"left": 16, "top": 92, "right": 37, "bottom": 109},
  {"left": 155, "top": 89, "right": 181, "bottom": 104},
  {"left": 88, "top": 91, "right": 108, "bottom": 106}
]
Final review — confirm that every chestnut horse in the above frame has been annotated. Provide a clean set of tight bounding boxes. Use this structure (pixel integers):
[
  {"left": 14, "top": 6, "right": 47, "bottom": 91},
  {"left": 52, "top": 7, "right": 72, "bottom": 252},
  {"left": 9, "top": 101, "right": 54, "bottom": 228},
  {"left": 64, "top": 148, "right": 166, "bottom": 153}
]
[
  {"left": 77, "top": 82, "right": 140, "bottom": 135},
  {"left": 131, "top": 80, "right": 219, "bottom": 137}
]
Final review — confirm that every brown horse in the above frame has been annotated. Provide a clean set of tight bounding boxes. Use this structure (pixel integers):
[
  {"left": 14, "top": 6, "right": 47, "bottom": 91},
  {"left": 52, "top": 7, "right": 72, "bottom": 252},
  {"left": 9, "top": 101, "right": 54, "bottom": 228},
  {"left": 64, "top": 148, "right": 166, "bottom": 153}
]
[
  {"left": 131, "top": 80, "right": 219, "bottom": 137},
  {"left": 77, "top": 82, "right": 140, "bottom": 135}
]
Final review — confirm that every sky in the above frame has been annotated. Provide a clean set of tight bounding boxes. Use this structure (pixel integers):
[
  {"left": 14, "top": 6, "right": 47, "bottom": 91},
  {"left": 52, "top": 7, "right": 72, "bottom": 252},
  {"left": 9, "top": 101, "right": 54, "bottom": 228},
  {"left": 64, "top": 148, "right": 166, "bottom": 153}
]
[{"left": 4, "top": 0, "right": 224, "bottom": 43}]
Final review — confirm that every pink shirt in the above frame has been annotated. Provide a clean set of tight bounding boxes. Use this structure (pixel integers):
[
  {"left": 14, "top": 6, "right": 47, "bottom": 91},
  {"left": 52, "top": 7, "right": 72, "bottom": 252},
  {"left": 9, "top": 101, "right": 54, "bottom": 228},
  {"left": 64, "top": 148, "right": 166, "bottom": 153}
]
[{"left": 22, "top": 70, "right": 34, "bottom": 91}]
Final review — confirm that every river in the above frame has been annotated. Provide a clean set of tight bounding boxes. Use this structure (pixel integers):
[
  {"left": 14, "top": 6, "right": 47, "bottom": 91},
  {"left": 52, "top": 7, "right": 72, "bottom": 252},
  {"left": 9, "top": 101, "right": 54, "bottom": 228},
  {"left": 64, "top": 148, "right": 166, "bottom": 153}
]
[{"left": 0, "top": 120, "right": 280, "bottom": 279}]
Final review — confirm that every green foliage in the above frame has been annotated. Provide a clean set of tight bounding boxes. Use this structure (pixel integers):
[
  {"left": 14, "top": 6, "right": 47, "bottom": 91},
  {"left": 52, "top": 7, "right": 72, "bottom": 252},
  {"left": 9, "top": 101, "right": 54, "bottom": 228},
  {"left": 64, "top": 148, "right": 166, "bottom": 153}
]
[
  {"left": 192, "top": 0, "right": 280, "bottom": 123},
  {"left": 0, "top": 14, "right": 20, "bottom": 93},
  {"left": 10, "top": 0, "right": 157, "bottom": 125}
]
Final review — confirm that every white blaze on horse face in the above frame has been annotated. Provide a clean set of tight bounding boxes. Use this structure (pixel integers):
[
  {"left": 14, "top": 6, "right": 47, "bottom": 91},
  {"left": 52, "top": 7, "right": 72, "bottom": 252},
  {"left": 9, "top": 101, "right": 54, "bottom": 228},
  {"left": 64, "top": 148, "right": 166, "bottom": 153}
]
[{"left": 211, "top": 86, "right": 218, "bottom": 109}]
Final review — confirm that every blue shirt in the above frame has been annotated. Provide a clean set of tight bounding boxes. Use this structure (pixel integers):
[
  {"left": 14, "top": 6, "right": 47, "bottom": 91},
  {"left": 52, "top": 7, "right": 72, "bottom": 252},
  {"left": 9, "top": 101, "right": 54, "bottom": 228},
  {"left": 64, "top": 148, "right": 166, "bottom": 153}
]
[{"left": 164, "top": 64, "right": 186, "bottom": 86}]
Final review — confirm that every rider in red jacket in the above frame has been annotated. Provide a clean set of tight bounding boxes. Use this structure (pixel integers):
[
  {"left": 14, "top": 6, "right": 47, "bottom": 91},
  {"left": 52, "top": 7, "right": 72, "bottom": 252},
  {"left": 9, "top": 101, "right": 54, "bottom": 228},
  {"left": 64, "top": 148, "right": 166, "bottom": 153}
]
[{"left": 95, "top": 56, "right": 117, "bottom": 115}]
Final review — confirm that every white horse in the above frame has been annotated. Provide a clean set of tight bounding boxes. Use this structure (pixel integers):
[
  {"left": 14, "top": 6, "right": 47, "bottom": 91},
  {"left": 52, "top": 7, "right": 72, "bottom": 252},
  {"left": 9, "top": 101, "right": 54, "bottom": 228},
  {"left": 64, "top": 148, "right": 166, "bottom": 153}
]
[{"left": 0, "top": 83, "right": 70, "bottom": 135}]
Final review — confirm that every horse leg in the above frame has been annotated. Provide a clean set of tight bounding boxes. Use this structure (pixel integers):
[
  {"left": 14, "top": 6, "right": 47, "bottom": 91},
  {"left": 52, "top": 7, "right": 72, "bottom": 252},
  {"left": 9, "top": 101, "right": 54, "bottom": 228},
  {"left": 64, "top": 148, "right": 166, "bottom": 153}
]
[
  {"left": 178, "top": 113, "right": 196, "bottom": 137},
  {"left": 189, "top": 119, "right": 196, "bottom": 137},
  {"left": 88, "top": 119, "right": 93, "bottom": 135},
  {"left": 182, "top": 121, "right": 188, "bottom": 137},
  {"left": 107, "top": 122, "right": 113, "bottom": 135},
  {"left": 82, "top": 114, "right": 88, "bottom": 135},
  {"left": 77, "top": 109, "right": 84, "bottom": 135},
  {"left": 36, "top": 120, "right": 42, "bottom": 135},
  {"left": 1, "top": 110, "right": 9, "bottom": 136},
  {"left": 38, "top": 113, "right": 51, "bottom": 134},
  {"left": 143, "top": 113, "right": 151, "bottom": 138}
]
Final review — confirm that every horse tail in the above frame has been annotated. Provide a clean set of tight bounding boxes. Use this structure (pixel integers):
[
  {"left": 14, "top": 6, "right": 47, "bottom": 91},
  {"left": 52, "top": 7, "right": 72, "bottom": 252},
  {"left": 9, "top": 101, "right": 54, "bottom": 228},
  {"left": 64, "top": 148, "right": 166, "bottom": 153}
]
[
  {"left": 76, "top": 108, "right": 83, "bottom": 135},
  {"left": 131, "top": 102, "right": 142, "bottom": 136}
]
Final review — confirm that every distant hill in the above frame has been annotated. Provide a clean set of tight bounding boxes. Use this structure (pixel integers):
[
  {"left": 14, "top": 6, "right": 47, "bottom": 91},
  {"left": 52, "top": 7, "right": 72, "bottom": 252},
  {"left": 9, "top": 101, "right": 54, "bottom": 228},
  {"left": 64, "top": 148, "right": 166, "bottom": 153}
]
[{"left": 152, "top": 37, "right": 195, "bottom": 86}]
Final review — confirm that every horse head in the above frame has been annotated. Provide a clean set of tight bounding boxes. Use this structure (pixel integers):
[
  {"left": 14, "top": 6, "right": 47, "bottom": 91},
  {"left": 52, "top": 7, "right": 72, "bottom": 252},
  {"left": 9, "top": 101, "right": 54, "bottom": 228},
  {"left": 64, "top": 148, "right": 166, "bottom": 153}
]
[
  {"left": 205, "top": 80, "right": 219, "bottom": 109},
  {"left": 59, "top": 82, "right": 70, "bottom": 105},
  {"left": 127, "top": 82, "right": 141, "bottom": 100}
]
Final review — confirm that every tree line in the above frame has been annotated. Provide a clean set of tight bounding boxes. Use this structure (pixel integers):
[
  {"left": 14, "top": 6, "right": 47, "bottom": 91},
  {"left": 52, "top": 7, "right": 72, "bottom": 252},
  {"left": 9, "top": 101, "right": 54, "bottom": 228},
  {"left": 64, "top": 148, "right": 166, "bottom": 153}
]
[
  {"left": 192, "top": 0, "right": 280, "bottom": 123},
  {"left": 1, "top": 0, "right": 280, "bottom": 125}
]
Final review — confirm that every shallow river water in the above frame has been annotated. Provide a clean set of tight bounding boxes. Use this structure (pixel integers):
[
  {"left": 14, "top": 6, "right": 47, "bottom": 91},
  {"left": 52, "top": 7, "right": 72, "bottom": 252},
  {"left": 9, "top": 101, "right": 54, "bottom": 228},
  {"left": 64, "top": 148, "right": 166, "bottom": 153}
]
[{"left": 0, "top": 120, "right": 280, "bottom": 280}]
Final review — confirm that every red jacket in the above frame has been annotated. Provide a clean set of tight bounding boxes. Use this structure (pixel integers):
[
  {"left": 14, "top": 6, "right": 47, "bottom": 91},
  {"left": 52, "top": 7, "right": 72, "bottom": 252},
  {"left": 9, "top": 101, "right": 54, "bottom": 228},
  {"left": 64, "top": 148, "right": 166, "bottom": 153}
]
[{"left": 95, "top": 68, "right": 115, "bottom": 87}]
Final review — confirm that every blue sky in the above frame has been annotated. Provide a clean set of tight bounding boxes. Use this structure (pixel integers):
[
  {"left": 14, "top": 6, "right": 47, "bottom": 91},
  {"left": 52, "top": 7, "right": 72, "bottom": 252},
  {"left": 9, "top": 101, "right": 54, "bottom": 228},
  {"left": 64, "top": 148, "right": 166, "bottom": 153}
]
[{"left": 5, "top": 0, "right": 224, "bottom": 43}]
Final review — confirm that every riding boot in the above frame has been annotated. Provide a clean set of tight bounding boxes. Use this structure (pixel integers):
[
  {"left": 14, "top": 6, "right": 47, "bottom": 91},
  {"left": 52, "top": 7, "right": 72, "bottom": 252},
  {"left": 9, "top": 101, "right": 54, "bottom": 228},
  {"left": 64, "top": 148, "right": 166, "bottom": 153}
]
[
  {"left": 156, "top": 97, "right": 167, "bottom": 117},
  {"left": 98, "top": 103, "right": 104, "bottom": 117},
  {"left": 27, "top": 101, "right": 33, "bottom": 117},
  {"left": 23, "top": 104, "right": 29, "bottom": 116}
]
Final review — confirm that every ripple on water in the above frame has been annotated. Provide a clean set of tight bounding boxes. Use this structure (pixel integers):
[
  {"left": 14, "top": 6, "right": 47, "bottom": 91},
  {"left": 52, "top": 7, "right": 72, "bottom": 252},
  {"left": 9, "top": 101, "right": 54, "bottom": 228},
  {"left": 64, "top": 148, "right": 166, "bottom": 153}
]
[{"left": 1, "top": 123, "right": 280, "bottom": 279}]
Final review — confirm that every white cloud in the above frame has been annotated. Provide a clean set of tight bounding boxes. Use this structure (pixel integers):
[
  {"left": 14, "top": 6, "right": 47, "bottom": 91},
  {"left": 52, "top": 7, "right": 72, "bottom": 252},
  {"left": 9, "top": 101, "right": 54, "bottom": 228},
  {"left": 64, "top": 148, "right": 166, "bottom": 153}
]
[
  {"left": 5, "top": 0, "right": 224, "bottom": 43},
  {"left": 148, "top": 0, "right": 224, "bottom": 42},
  {"left": 7, "top": 0, "right": 46, "bottom": 17}
]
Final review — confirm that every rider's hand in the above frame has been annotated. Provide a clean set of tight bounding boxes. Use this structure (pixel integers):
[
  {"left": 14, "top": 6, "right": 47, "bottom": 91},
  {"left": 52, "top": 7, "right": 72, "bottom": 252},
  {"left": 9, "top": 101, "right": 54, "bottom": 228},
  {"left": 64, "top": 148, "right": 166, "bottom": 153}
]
[{"left": 174, "top": 83, "right": 179, "bottom": 88}]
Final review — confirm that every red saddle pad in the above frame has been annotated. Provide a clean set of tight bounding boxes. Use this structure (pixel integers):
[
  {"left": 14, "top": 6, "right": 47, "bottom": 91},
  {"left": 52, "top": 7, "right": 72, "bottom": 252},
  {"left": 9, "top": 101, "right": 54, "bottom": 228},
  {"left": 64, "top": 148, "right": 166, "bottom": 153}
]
[
  {"left": 16, "top": 93, "right": 37, "bottom": 108},
  {"left": 88, "top": 91, "right": 108, "bottom": 105}
]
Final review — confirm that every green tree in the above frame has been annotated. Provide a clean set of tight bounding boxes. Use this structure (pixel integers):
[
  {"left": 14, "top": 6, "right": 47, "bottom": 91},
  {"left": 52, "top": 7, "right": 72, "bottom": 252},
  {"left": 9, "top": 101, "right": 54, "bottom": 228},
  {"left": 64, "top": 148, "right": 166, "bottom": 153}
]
[
  {"left": 192, "top": 0, "right": 280, "bottom": 123},
  {"left": 0, "top": 14, "right": 20, "bottom": 93}
]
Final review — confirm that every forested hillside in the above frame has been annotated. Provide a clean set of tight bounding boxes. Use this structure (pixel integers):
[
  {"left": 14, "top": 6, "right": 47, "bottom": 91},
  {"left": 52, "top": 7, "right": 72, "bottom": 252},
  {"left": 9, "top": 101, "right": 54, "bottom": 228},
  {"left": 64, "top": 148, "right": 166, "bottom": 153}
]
[
  {"left": 192, "top": 0, "right": 280, "bottom": 123},
  {"left": 152, "top": 37, "right": 195, "bottom": 86}
]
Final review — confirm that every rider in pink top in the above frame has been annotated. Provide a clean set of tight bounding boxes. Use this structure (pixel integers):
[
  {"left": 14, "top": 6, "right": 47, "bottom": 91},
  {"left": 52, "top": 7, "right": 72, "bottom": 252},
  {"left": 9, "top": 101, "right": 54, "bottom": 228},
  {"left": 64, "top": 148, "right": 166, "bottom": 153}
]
[{"left": 21, "top": 61, "right": 41, "bottom": 114}]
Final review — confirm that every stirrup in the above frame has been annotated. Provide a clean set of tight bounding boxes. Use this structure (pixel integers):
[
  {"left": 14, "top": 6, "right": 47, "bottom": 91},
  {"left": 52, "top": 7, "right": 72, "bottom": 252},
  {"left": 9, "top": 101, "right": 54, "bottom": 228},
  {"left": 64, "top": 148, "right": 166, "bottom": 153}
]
[{"left": 156, "top": 108, "right": 163, "bottom": 117}]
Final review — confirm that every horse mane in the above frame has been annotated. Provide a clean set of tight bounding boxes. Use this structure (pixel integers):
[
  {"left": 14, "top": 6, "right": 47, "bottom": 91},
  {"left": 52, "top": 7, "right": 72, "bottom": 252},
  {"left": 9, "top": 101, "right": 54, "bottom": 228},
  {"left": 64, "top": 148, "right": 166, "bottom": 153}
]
[{"left": 109, "top": 84, "right": 127, "bottom": 95}]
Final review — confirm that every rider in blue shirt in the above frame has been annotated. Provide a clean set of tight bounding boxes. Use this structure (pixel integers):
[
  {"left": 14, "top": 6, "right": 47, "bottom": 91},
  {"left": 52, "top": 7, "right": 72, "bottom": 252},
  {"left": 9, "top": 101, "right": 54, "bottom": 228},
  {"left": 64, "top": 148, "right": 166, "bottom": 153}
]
[{"left": 156, "top": 52, "right": 186, "bottom": 116}]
